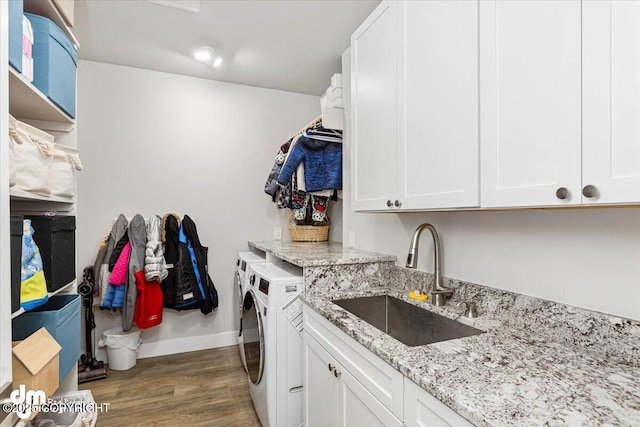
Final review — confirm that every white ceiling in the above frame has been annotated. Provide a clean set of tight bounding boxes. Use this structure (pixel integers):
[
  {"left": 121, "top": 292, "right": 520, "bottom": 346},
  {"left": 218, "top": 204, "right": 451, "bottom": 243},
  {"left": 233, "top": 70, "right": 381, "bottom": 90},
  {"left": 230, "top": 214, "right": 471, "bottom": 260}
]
[{"left": 74, "top": 0, "right": 379, "bottom": 96}]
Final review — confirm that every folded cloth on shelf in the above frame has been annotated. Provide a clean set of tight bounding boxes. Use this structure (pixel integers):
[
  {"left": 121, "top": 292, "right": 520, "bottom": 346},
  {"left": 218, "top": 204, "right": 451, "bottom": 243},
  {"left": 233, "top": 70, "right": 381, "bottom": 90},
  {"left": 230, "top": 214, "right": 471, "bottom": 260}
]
[{"left": 20, "top": 220, "right": 48, "bottom": 311}]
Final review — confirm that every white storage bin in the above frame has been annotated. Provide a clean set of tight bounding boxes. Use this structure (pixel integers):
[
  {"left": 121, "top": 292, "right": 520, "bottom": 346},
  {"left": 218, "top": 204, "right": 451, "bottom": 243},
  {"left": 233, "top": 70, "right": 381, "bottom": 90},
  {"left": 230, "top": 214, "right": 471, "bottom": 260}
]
[
  {"left": 321, "top": 104, "right": 344, "bottom": 131},
  {"left": 7, "top": 120, "right": 23, "bottom": 187},
  {"left": 9, "top": 115, "right": 55, "bottom": 195},
  {"left": 49, "top": 143, "right": 82, "bottom": 198},
  {"left": 31, "top": 390, "right": 98, "bottom": 427}
]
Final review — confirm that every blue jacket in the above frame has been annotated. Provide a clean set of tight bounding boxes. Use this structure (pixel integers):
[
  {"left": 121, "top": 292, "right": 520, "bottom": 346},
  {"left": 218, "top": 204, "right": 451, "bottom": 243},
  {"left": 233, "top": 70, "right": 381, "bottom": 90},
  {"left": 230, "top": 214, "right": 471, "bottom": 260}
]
[
  {"left": 101, "top": 283, "right": 125, "bottom": 309},
  {"left": 277, "top": 135, "right": 342, "bottom": 192}
]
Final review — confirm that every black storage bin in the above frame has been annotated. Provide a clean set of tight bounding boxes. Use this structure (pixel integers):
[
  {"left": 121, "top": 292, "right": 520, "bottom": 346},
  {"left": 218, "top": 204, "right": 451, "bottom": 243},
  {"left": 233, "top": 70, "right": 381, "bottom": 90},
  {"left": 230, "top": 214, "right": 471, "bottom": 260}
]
[
  {"left": 25, "top": 215, "right": 76, "bottom": 292},
  {"left": 10, "top": 216, "right": 23, "bottom": 313}
]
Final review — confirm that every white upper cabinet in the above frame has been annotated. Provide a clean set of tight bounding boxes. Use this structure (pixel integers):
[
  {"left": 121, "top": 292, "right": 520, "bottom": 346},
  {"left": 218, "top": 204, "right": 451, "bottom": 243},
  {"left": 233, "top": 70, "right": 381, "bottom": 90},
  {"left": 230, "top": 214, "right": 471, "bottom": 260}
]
[
  {"left": 480, "top": 0, "right": 582, "bottom": 208},
  {"left": 351, "top": 0, "right": 479, "bottom": 212},
  {"left": 397, "top": 0, "right": 479, "bottom": 210},
  {"left": 582, "top": 0, "right": 640, "bottom": 204},
  {"left": 352, "top": 0, "right": 640, "bottom": 211},
  {"left": 351, "top": 1, "right": 398, "bottom": 211}
]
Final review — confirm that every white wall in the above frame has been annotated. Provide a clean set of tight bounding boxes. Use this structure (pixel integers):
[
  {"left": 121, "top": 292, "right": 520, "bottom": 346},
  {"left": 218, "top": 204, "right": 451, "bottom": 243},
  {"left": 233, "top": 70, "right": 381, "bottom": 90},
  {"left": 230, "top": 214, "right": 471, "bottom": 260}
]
[
  {"left": 340, "top": 51, "right": 640, "bottom": 322},
  {"left": 77, "top": 60, "right": 340, "bottom": 358}
]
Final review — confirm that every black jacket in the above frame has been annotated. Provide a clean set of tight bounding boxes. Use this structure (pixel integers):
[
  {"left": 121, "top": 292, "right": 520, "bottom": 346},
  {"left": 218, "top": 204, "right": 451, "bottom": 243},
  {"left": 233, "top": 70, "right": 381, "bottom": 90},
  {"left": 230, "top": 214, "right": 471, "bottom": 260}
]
[
  {"left": 175, "top": 215, "right": 218, "bottom": 314},
  {"left": 108, "top": 232, "right": 129, "bottom": 271},
  {"left": 160, "top": 215, "right": 180, "bottom": 308}
]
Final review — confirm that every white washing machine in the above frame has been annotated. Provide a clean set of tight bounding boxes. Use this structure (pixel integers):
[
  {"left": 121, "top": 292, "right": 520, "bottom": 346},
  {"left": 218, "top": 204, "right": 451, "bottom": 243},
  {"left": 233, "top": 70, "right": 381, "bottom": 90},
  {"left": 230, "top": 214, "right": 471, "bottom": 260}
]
[
  {"left": 236, "top": 251, "right": 267, "bottom": 373},
  {"left": 241, "top": 262, "right": 304, "bottom": 427}
]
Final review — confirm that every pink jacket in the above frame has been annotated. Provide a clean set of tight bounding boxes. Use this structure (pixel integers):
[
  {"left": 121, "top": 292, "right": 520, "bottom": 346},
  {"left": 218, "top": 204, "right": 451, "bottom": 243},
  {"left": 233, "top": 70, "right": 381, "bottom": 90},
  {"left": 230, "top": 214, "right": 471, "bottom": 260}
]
[{"left": 109, "top": 242, "right": 131, "bottom": 285}]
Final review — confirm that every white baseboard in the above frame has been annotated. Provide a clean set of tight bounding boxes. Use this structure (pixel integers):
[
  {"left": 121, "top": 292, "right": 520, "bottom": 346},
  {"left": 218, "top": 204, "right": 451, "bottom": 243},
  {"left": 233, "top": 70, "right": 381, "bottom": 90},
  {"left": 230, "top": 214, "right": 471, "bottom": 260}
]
[{"left": 137, "top": 331, "right": 239, "bottom": 359}]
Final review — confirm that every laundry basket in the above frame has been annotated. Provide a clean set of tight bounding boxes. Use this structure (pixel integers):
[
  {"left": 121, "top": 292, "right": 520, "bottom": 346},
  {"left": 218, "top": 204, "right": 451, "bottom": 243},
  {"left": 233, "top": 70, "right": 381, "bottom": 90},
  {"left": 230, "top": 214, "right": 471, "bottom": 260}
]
[
  {"left": 288, "top": 213, "right": 329, "bottom": 242},
  {"left": 30, "top": 390, "right": 98, "bottom": 427},
  {"left": 99, "top": 327, "right": 141, "bottom": 371}
]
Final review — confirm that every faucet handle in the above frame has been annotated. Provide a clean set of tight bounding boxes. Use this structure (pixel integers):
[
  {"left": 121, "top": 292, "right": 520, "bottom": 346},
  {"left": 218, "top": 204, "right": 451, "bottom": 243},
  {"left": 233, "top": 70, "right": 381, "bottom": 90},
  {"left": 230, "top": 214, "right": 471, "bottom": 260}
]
[
  {"left": 431, "top": 289, "right": 453, "bottom": 306},
  {"left": 457, "top": 301, "right": 478, "bottom": 318}
]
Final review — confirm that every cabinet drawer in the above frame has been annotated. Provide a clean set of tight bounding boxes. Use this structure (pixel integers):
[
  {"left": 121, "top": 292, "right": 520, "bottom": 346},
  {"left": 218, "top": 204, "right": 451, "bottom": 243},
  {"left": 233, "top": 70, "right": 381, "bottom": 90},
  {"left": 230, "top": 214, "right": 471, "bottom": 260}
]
[
  {"left": 304, "top": 306, "right": 404, "bottom": 420},
  {"left": 404, "top": 378, "right": 474, "bottom": 427}
]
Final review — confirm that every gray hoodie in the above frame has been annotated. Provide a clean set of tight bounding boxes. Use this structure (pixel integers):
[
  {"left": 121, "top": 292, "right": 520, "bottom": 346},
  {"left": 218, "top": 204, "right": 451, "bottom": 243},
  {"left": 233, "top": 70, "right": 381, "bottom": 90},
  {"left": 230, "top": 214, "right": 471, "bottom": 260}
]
[
  {"left": 123, "top": 214, "right": 147, "bottom": 331},
  {"left": 98, "top": 214, "right": 128, "bottom": 306}
]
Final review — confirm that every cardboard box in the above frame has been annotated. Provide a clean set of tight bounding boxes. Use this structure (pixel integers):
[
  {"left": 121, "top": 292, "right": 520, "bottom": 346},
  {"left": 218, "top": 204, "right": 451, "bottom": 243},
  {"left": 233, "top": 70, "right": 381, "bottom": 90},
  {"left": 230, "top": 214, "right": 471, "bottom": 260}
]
[{"left": 12, "top": 327, "right": 61, "bottom": 400}]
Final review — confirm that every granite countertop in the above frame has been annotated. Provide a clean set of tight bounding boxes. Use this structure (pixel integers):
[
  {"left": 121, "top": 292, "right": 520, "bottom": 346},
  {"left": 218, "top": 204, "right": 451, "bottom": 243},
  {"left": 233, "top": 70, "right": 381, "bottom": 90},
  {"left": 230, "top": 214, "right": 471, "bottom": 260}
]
[
  {"left": 304, "top": 287, "right": 640, "bottom": 426},
  {"left": 248, "top": 240, "right": 397, "bottom": 267}
]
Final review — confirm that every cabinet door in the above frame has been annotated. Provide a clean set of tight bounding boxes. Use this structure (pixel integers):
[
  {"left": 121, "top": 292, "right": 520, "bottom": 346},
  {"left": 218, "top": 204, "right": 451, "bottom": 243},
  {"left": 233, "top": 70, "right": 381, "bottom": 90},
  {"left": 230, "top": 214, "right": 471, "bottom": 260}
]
[
  {"left": 404, "top": 379, "right": 474, "bottom": 427},
  {"left": 582, "top": 1, "right": 640, "bottom": 204},
  {"left": 339, "top": 369, "right": 403, "bottom": 427},
  {"left": 351, "top": 0, "right": 398, "bottom": 211},
  {"left": 397, "top": 0, "right": 479, "bottom": 210},
  {"left": 303, "top": 333, "right": 339, "bottom": 427},
  {"left": 480, "top": 0, "right": 582, "bottom": 207}
]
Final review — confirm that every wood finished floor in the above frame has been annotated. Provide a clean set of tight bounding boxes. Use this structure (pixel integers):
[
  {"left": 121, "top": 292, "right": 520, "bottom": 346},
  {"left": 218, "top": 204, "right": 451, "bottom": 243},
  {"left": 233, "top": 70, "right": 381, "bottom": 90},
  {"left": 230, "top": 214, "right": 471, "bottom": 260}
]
[{"left": 79, "top": 346, "right": 261, "bottom": 427}]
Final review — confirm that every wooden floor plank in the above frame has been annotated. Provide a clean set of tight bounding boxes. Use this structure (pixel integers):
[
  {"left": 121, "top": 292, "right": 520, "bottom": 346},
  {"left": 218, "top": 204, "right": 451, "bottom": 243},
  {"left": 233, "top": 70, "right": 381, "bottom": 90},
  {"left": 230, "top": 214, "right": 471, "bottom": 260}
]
[{"left": 80, "top": 346, "right": 261, "bottom": 426}]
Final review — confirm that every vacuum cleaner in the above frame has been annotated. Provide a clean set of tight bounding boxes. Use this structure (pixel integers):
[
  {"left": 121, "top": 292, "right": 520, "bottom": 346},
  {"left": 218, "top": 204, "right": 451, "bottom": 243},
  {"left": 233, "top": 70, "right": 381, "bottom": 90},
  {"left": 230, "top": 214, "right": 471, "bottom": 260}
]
[{"left": 77, "top": 266, "right": 107, "bottom": 383}]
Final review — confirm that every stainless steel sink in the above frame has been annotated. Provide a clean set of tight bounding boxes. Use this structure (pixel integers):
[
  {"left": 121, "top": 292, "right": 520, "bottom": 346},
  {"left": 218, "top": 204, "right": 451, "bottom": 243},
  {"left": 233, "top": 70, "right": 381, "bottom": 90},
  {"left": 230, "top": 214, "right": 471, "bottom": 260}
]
[{"left": 333, "top": 295, "right": 483, "bottom": 347}]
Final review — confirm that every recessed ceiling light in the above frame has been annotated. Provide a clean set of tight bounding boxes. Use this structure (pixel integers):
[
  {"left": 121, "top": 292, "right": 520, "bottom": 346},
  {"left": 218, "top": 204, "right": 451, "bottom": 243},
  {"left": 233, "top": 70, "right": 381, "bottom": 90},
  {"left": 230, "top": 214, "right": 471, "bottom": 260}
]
[
  {"left": 194, "top": 46, "right": 214, "bottom": 62},
  {"left": 193, "top": 46, "right": 222, "bottom": 68}
]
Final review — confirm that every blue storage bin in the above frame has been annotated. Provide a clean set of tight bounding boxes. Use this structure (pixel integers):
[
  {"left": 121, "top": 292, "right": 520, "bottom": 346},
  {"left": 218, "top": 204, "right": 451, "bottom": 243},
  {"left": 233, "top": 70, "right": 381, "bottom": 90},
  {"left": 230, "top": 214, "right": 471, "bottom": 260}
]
[
  {"left": 12, "top": 294, "right": 81, "bottom": 382},
  {"left": 24, "top": 13, "right": 77, "bottom": 118},
  {"left": 8, "top": 0, "right": 22, "bottom": 72}
]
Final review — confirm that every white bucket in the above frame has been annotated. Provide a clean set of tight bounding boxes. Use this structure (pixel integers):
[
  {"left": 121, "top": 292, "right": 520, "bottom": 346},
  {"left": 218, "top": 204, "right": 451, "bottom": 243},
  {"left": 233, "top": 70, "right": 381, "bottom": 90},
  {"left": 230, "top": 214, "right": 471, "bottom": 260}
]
[{"left": 99, "top": 327, "right": 141, "bottom": 371}]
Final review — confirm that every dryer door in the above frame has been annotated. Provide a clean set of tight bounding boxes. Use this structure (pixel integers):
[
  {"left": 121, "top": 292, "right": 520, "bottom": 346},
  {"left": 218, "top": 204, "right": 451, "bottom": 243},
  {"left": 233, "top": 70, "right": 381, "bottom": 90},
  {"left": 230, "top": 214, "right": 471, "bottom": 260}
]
[
  {"left": 242, "top": 289, "right": 265, "bottom": 385},
  {"left": 235, "top": 270, "right": 243, "bottom": 337}
]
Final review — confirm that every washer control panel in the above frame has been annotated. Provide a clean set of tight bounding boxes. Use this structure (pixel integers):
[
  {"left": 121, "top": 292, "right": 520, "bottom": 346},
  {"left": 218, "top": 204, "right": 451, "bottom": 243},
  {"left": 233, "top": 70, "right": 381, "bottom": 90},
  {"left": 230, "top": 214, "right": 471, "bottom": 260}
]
[{"left": 259, "top": 278, "right": 270, "bottom": 295}]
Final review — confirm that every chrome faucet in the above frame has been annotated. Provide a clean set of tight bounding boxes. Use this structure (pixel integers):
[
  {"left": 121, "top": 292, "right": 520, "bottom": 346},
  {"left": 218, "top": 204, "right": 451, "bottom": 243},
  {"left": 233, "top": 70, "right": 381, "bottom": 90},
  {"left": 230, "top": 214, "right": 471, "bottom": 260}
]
[{"left": 406, "top": 223, "right": 452, "bottom": 306}]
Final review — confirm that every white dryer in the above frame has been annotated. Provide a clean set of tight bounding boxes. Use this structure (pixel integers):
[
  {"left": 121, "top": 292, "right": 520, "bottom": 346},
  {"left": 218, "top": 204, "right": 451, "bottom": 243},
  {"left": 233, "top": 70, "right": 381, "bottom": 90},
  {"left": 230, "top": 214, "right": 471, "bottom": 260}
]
[
  {"left": 236, "top": 251, "right": 267, "bottom": 372},
  {"left": 241, "top": 262, "right": 304, "bottom": 427}
]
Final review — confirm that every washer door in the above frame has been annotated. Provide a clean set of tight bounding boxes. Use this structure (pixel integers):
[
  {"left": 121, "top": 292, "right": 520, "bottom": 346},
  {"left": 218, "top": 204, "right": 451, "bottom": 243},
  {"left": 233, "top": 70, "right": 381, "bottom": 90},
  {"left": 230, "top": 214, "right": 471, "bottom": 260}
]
[{"left": 242, "top": 289, "right": 264, "bottom": 385}]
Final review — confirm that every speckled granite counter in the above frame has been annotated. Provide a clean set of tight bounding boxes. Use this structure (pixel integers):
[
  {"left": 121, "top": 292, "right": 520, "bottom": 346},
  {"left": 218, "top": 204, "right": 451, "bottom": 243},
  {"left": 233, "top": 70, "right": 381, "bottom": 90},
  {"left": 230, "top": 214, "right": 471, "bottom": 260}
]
[
  {"left": 248, "top": 240, "right": 396, "bottom": 267},
  {"left": 304, "top": 277, "right": 640, "bottom": 426}
]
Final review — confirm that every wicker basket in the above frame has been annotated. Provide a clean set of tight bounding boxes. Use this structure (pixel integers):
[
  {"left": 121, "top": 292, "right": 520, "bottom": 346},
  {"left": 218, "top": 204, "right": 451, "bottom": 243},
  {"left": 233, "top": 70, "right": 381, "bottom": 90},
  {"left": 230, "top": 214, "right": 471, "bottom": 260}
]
[{"left": 288, "top": 213, "right": 329, "bottom": 242}]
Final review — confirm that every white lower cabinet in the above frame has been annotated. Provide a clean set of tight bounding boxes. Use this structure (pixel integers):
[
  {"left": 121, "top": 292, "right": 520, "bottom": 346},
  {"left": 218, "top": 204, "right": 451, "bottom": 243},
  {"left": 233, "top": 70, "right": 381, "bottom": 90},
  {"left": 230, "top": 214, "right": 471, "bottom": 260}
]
[
  {"left": 304, "top": 306, "right": 473, "bottom": 427},
  {"left": 404, "top": 379, "right": 474, "bottom": 427},
  {"left": 304, "top": 334, "right": 340, "bottom": 427},
  {"left": 304, "top": 333, "right": 402, "bottom": 427}
]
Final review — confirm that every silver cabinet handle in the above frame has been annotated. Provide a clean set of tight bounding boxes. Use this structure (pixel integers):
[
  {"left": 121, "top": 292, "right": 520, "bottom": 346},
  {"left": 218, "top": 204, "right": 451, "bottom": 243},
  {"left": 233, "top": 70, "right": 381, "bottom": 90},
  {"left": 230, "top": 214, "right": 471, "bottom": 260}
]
[
  {"left": 386, "top": 200, "right": 393, "bottom": 207},
  {"left": 328, "top": 363, "right": 334, "bottom": 372},
  {"left": 582, "top": 185, "right": 598, "bottom": 198},
  {"left": 394, "top": 200, "right": 402, "bottom": 207},
  {"left": 333, "top": 369, "right": 341, "bottom": 378},
  {"left": 555, "top": 187, "right": 570, "bottom": 200}
]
